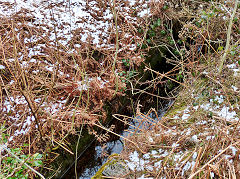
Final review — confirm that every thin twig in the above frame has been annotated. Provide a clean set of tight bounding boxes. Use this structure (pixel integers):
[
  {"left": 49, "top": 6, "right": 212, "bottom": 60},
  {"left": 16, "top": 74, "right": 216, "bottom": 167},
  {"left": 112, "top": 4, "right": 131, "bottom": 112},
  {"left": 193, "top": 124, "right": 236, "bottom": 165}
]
[{"left": 218, "top": 0, "right": 239, "bottom": 74}]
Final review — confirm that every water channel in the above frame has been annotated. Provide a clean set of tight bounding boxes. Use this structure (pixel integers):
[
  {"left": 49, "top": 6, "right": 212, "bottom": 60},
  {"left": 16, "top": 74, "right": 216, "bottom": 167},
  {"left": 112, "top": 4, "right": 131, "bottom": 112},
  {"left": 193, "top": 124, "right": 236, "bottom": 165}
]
[{"left": 60, "top": 101, "right": 172, "bottom": 178}]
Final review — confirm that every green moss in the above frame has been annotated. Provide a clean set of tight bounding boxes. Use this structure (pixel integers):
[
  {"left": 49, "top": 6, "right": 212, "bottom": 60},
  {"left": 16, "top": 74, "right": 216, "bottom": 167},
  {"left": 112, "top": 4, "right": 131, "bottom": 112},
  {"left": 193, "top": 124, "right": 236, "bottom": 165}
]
[
  {"left": 164, "top": 101, "right": 187, "bottom": 117},
  {"left": 92, "top": 154, "right": 121, "bottom": 179},
  {"left": 187, "top": 117, "right": 196, "bottom": 124}
]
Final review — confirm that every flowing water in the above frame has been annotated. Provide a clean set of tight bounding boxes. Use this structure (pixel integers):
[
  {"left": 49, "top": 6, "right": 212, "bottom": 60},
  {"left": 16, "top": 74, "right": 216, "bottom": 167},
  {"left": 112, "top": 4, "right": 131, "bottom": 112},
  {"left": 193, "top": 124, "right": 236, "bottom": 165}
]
[{"left": 61, "top": 101, "right": 173, "bottom": 178}]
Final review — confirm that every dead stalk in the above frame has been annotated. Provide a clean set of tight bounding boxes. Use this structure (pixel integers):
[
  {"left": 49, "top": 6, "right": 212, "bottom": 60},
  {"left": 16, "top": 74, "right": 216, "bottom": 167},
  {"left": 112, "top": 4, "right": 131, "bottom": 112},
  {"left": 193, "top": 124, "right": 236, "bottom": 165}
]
[{"left": 188, "top": 141, "right": 240, "bottom": 179}]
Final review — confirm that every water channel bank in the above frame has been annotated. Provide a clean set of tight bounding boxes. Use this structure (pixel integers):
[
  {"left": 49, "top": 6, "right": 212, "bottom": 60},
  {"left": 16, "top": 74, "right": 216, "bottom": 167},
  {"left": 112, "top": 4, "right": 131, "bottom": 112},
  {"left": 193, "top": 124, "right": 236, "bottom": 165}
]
[{"left": 93, "top": 68, "right": 240, "bottom": 178}]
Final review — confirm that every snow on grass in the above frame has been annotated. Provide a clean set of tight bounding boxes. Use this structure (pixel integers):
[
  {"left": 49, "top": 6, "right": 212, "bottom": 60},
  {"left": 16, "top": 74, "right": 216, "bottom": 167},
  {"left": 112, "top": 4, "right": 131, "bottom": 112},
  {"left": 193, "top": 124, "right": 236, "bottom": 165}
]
[
  {"left": 127, "top": 151, "right": 145, "bottom": 171},
  {"left": 3, "top": 96, "right": 27, "bottom": 113},
  {"left": 125, "top": 149, "right": 173, "bottom": 173},
  {"left": 124, "top": 141, "right": 202, "bottom": 177},
  {"left": 182, "top": 113, "right": 190, "bottom": 120},
  {"left": 200, "top": 103, "right": 239, "bottom": 123},
  {"left": 3, "top": 96, "right": 31, "bottom": 135},
  {"left": 44, "top": 99, "right": 67, "bottom": 115},
  {"left": 181, "top": 106, "right": 191, "bottom": 120},
  {"left": 181, "top": 161, "right": 195, "bottom": 176},
  {"left": 0, "top": 0, "right": 151, "bottom": 48},
  {"left": 218, "top": 106, "right": 239, "bottom": 121},
  {"left": 190, "top": 135, "right": 199, "bottom": 143},
  {"left": 122, "top": 82, "right": 239, "bottom": 177},
  {"left": 232, "top": 85, "right": 238, "bottom": 91},
  {"left": 76, "top": 76, "right": 109, "bottom": 91},
  {"left": 227, "top": 63, "right": 240, "bottom": 76},
  {"left": 3, "top": 95, "right": 68, "bottom": 142},
  {"left": 191, "top": 90, "right": 240, "bottom": 123}
]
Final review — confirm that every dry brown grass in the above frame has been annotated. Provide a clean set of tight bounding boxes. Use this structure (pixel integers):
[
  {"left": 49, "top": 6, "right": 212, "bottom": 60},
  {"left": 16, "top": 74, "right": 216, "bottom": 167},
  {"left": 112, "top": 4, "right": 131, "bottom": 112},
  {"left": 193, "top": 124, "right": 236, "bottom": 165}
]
[
  {"left": 0, "top": 0, "right": 152, "bottom": 176},
  {"left": 110, "top": 0, "right": 240, "bottom": 178}
]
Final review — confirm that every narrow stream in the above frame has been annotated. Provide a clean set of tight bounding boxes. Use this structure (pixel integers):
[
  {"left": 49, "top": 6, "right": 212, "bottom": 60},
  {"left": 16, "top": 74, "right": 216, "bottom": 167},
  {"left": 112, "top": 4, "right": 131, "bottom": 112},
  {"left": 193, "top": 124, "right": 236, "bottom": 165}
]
[{"left": 61, "top": 101, "right": 172, "bottom": 178}]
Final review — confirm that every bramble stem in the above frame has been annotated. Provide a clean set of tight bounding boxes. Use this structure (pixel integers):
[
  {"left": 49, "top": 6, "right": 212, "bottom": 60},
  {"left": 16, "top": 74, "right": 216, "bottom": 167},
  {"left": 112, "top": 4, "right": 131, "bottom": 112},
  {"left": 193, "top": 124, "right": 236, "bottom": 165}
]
[{"left": 218, "top": 0, "right": 239, "bottom": 74}]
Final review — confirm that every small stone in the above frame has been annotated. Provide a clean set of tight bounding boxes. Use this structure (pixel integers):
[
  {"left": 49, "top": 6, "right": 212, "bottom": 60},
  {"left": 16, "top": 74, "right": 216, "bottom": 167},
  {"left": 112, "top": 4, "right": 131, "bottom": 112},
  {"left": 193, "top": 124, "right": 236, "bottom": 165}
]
[{"left": 102, "top": 160, "right": 129, "bottom": 177}]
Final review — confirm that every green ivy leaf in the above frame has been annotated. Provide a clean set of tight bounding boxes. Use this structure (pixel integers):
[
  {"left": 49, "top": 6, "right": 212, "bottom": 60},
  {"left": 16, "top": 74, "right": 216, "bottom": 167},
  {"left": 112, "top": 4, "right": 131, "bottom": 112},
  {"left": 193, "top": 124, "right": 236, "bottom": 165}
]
[
  {"left": 218, "top": 46, "right": 224, "bottom": 51},
  {"left": 23, "top": 143, "right": 29, "bottom": 147},
  {"left": 129, "top": 71, "right": 134, "bottom": 77},
  {"left": 20, "top": 154, "right": 28, "bottom": 159},
  {"left": 193, "top": 102, "right": 198, "bottom": 106},
  {"left": 20, "top": 175, "right": 28, "bottom": 179},
  {"left": 160, "top": 30, "right": 166, "bottom": 36},
  {"left": 3, "top": 138, "right": 7, "bottom": 143},
  {"left": 230, "top": 50, "right": 236, "bottom": 56},
  {"left": 157, "top": 18, "right": 161, "bottom": 26},
  {"left": 177, "top": 75, "right": 180, "bottom": 81},
  {"left": 177, "top": 40, "right": 182, "bottom": 45},
  {"left": 237, "top": 28, "right": 240, "bottom": 34},
  {"left": 138, "top": 28, "right": 143, "bottom": 33},
  {"left": 192, "top": 71, "right": 196, "bottom": 77},
  {"left": 141, "top": 43, "right": 147, "bottom": 49},
  {"left": 33, "top": 160, "right": 43, "bottom": 167},
  {"left": 169, "top": 40, "right": 175, "bottom": 46},
  {"left": 6, "top": 157, "right": 13, "bottom": 163},
  {"left": 233, "top": 17, "right": 238, "bottom": 23},
  {"left": 148, "top": 30, "right": 156, "bottom": 37},
  {"left": 195, "top": 21, "right": 201, "bottom": 27},
  {"left": 163, "top": 5, "right": 168, "bottom": 10},
  {"left": 150, "top": 24, "right": 155, "bottom": 30},
  {"left": 174, "top": 50, "right": 180, "bottom": 56}
]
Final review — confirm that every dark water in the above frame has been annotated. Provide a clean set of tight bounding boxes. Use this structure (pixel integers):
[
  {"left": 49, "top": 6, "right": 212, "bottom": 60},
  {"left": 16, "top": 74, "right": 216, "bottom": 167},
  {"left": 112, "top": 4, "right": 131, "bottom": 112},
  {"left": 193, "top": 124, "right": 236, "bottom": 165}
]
[
  {"left": 60, "top": 129, "right": 125, "bottom": 178},
  {"left": 78, "top": 140, "right": 124, "bottom": 178},
  {"left": 60, "top": 100, "right": 172, "bottom": 179}
]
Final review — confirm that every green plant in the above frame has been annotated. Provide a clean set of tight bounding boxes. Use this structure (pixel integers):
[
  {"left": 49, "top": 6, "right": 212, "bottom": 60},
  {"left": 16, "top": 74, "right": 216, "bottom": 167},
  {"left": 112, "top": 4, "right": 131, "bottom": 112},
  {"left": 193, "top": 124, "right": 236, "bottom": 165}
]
[
  {"left": 167, "top": 79, "right": 174, "bottom": 90},
  {"left": 0, "top": 125, "right": 44, "bottom": 179},
  {"left": 119, "top": 70, "right": 136, "bottom": 84},
  {"left": 176, "top": 71, "right": 183, "bottom": 81},
  {"left": 119, "top": 59, "right": 137, "bottom": 89},
  {"left": 160, "top": 30, "right": 167, "bottom": 36},
  {"left": 163, "top": 5, "right": 168, "bottom": 10},
  {"left": 122, "top": 59, "right": 130, "bottom": 66}
]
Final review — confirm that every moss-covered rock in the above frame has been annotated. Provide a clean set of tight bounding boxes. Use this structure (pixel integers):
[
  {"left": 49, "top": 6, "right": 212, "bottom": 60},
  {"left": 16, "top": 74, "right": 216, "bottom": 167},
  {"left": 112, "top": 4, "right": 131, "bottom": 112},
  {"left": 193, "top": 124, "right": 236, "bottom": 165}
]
[{"left": 92, "top": 154, "right": 129, "bottom": 179}]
